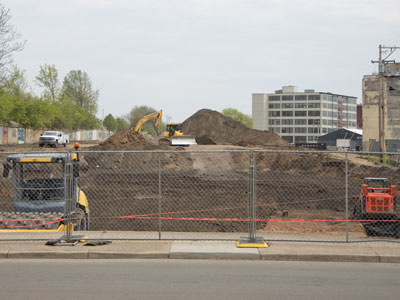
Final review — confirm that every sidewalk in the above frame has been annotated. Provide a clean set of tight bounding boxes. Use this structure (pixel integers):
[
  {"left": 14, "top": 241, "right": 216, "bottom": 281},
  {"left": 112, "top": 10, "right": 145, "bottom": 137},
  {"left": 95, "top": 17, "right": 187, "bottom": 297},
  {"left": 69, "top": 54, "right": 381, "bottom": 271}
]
[{"left": 0, "top": 238, "right": 399, "bottom": 262}]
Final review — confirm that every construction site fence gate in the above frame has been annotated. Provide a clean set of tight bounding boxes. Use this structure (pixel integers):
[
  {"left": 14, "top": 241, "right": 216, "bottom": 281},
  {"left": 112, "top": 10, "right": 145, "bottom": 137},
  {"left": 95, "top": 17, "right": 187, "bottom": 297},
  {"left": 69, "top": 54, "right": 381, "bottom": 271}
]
[{"left": 0, "top": 150, "right": 399, "bottom": 242}]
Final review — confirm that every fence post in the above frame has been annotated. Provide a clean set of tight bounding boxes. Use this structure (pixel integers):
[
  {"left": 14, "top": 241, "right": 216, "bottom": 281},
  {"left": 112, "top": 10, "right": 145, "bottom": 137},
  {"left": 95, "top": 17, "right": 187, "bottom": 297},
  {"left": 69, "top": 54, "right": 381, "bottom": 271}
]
[
  {"left": 158, "top": 152, "right": 162, "bottom": 240},
  {"left": 64, "top": 151, "right": 74, "bottom": 241},
  {"left": 237, "top": 150, "right": 267, "bottom": 247},
  {"left": 345, "top": 151, "right": 349, "bottom": 243}
]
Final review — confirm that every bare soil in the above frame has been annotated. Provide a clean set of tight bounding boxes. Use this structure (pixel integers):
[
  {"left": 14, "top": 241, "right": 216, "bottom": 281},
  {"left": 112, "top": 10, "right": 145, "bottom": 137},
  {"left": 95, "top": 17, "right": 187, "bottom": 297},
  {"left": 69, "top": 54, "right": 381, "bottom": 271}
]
[{"left": 182, "top": 109, "right": 289, "bottom": 148}]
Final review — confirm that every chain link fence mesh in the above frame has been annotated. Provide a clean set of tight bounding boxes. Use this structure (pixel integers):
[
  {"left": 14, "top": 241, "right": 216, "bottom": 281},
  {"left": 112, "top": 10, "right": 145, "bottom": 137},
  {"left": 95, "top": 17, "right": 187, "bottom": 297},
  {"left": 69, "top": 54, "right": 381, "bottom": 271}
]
[{"left": 0, "top": 150, "right": 399, "bottom": 241}]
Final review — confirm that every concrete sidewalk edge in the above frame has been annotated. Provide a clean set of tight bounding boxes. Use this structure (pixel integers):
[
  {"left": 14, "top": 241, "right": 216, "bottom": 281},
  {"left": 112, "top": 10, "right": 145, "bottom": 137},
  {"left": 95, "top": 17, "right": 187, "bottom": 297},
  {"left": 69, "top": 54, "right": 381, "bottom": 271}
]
[{"left": 0, "top": 240, "right": 399, "bottom": 263}]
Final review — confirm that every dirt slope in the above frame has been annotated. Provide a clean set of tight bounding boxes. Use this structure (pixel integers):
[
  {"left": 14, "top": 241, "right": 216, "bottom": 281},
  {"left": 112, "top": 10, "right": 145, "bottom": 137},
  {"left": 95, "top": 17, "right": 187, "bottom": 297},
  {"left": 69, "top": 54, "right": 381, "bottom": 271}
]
[{"left": 182, "top": 109, "right": 288, "bottom": 148}]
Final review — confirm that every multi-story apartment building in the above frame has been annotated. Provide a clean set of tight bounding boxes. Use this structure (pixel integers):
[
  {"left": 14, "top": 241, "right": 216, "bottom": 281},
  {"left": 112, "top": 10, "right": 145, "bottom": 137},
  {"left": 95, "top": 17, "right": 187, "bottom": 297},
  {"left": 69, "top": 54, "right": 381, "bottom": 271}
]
[{"left": 252, "top": 86, "right": 358, "bottom": 144}]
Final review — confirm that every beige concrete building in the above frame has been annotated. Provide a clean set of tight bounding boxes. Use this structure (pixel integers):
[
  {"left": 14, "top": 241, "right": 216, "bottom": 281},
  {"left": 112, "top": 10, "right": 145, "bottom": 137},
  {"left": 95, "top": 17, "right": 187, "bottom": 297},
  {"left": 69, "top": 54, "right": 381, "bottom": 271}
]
[
  {"left": 252, "top": 86, "right": 357, "bottom": 144},
  {"left": 362, "top": 63, "right": 400, "bottom": 151}
]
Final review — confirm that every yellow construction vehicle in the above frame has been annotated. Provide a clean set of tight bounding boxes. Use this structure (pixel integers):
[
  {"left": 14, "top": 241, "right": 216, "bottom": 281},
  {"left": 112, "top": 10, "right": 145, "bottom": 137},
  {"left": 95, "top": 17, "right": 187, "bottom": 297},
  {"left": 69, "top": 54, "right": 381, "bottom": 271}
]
[
  {"left": 134, "top": 110, "right": 163, "bottom": 133},
  {"left": 1, "top": 152, "right": 89, "bottom": 232},
  {"left": 160, "top": 123, "right": 197, "bottom": 146}
]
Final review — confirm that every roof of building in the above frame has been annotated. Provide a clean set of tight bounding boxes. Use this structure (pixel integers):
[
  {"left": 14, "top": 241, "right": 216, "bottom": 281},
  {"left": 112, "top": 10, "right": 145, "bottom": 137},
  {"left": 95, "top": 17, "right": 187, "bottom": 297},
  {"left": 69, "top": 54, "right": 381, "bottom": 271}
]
[{"left": 344, "top": 128, "right": 362, "bottom": 135}]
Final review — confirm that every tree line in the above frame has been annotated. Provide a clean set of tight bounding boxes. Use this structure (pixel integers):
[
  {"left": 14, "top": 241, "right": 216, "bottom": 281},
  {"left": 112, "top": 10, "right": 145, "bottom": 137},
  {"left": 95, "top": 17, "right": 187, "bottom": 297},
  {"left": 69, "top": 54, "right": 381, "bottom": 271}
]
[
  {"left": 0, "top": 64, "right": 102, "bottom": 130},
  {"left": 0, "top": 3, "right": 104, "bottom": 130}
]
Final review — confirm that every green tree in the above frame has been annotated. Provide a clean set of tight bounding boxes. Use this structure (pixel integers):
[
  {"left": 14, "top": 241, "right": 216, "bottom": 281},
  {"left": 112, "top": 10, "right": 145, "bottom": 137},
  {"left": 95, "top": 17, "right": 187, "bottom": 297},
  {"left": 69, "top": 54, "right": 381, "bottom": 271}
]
[
  {"left": 0, "top": 90, "right": 15, "bottom": 124},
  {"left": 0, "top": 65, "right": 28, "bottom": 98},
  {"left": 103, "top": 113, "right": 117, "bottom": 131},
  {"left": 0, "top": 3, "right": 25, "bottom": 73},
  {"left": 61, "top": 70, "right": 99, "bottom": 114},
  {"left": 35, "top": 64, "right": 60, "bottom": 102},
  {"left": 128, "top": 105, "right": 163, "bottom": 135},
  {"left": 116, "top": 116, "right": 130, "bottom": 131},
  {"left": 222, "top": 108, "right": 252, "bottom": 128}
]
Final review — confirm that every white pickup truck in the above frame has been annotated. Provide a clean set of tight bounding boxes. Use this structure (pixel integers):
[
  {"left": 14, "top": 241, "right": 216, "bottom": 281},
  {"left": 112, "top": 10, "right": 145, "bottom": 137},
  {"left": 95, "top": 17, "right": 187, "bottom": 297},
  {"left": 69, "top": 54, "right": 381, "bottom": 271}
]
[{"left": 39, "top": 131, "right": 69, "bottom": 147}]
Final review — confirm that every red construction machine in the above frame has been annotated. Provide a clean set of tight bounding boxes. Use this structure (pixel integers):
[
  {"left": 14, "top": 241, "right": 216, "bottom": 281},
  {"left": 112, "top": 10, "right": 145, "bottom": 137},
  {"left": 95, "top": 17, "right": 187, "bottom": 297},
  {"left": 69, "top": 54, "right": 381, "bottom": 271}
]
[{"left": 354, "top": 177, "right": 397, "bottom": 219}]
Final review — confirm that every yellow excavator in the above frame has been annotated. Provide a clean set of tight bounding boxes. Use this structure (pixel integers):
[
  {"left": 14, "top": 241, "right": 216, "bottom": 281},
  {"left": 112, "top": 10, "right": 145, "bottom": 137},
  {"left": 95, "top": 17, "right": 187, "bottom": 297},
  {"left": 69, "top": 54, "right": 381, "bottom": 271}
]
[
  {"left": 134, "top": 110, "right": 163, "bottom": 133},
  {"left": 134, "top": 110, "right": 196, "bottom": 146}
]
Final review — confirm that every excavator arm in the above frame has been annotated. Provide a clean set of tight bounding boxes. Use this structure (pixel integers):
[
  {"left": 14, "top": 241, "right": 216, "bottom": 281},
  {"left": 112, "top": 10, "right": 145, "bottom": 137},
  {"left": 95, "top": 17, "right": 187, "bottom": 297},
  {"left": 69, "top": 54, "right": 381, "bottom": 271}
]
[{"left": 134, "top": 110, "right": 163, "bottom": 133}]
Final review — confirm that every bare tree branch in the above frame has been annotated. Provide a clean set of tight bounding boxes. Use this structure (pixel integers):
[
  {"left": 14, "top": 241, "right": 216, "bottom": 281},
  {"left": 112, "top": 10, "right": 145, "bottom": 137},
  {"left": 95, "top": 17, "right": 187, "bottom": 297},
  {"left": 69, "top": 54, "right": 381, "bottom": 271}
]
[{"left": 0, "top": 3, "right": 26, "bottom": 75}]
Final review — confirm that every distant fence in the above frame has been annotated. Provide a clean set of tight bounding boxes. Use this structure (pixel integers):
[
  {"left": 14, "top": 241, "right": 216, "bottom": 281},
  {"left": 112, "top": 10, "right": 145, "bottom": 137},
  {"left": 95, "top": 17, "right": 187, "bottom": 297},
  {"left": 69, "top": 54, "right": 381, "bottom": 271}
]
[{"left": 0, "top": 126, "right": 114, "bottom": 145}]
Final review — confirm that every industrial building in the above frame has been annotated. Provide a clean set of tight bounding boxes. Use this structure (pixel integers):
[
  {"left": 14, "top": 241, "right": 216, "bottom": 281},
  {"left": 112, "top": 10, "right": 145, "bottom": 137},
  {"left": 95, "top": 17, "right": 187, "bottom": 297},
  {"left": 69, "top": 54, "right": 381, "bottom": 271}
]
[
  {"left": 362, "top": 63, "right": 400, "bottom": 152},
  {"left": 318, "top": 128, "right": 362, "bottom": 151},
  {"left": 252, "top": 86, "right": 358, "bottom": 144}
]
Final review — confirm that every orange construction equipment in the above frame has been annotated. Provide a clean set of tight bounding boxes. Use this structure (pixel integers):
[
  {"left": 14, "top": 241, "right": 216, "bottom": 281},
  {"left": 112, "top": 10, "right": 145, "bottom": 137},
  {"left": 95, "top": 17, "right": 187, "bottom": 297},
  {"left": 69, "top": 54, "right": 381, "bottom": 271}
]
[{"left": 354, "top": 177, "right": 397, "bottom": 218}]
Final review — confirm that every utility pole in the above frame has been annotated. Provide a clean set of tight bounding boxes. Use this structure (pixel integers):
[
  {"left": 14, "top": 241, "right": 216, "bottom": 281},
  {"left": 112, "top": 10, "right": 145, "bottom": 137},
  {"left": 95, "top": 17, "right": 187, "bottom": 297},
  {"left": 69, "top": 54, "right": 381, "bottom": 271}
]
[{"left": 371, "top": 45, "right": 399, "bottom": 153}]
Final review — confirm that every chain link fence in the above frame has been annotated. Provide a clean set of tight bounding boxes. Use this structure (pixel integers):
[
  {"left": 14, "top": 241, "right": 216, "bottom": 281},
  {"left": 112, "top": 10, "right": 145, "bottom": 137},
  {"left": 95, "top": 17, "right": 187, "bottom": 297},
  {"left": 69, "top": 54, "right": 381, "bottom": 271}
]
[{"left": 0, "top": 150, "right": 399, "bottom": 242}]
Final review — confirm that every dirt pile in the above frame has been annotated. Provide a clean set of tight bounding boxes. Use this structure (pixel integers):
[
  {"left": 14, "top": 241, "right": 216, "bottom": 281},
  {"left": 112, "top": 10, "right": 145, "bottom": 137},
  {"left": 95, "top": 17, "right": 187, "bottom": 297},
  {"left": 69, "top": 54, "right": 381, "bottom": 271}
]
[
  {"left": 100, "top": 129, "right": 148, "bottom": 146},
  {"left": 89, "top": 129, "right": 160, "bottom": 151},
  {"left": 182, "top": 109, "right": 288, "bottom": 148}
]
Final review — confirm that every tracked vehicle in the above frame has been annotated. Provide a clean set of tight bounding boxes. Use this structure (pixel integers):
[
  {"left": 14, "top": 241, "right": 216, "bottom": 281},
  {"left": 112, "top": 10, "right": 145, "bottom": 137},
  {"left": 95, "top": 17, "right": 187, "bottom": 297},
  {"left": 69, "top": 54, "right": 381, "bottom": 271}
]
[{"left": 1, "top": 153, "right": 89, "bottom": 231}]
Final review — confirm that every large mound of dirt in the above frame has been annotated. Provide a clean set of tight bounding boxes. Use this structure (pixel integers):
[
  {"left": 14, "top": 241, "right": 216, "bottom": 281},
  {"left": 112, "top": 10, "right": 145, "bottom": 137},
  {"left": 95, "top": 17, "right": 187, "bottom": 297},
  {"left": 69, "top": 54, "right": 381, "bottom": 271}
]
[
  {"left": 92, "top": 129, "right": 178, "bottom": 151},
  {"left": 100, "top": 129, "right": 148, "bottom": 146},
  {"left": 182, "top": 109, "right": 288, "bottom": 148}
]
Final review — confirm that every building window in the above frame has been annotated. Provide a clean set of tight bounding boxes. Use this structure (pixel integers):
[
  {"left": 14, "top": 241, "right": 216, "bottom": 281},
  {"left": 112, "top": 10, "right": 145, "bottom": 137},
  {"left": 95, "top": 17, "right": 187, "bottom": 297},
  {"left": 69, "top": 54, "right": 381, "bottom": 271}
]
[
  {"left": 269, "top": 103, "right": 281, "bottom": 109},
  {"left": 295, "top": 103, "right": 307, "bottom": 108},
  {"left": 308, "top": 119, "right": 320, "bottom": 125},
  {"left": 308, "top": 95, "right": 321, "bottom": 100},
  {"left": 282, "top": 127, "right": 293, "bottom": 133},
  {"left": 269, "top": 95, "right": 281, "bottom": 101},
  {"left": 268, "top": 127, "right": 280, "bottom": 133},
  {"left": 268, "top": 119, "right": 280, "bottom": 125},
  {"left": 322, "top": 128, "right": 328, "bottom": 133},
  {"left": 282, "top": 119, "right": 293, "bottom": 125},
  {"left": 282, "top": 103, "right": 293, "bottom": 108},
  {"left": 308, "top": 128, "right": 320, "bottom": 133},
  {"left": 295, "top": 95, "right": 307, "bottom": 100},
  {"left": 308, "top": 111, "right": 320, "bottom": 117},
  {"left": 282, "top": 95, "right": 293, "bottom": 101},
  {"left": 295, "top": 127, "right": 307, "bottom": 133},
  {"left": 282, "top": 136, "right": 293, "bottom": 143},
  {"left": 282, "top": 111, "right": 293, "bottom": 117},
  {"left": 269, "top": 111, "right": 280, "bottom": 117},
  {"left": 295, "top": 111, "right": 306, "bottom": 117},
  {"left": 308, "top": 103, "right": 321, "bottom": 108},
  {"left": 308, "top": 136, "right": 318, "bottom": 142},
  {"left": 295, "top": 119, "right": 306, "bottom": 125},
  {"left": 295, "top": 136, "right": 307, "bottom": 143}
]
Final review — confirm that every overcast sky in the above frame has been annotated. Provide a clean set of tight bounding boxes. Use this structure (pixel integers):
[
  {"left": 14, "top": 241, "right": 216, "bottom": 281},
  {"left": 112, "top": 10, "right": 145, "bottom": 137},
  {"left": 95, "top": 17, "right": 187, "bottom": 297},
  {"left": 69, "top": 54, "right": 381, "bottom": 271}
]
[{"left": 3, "top": 0, "right": 400, "bottom": 122}]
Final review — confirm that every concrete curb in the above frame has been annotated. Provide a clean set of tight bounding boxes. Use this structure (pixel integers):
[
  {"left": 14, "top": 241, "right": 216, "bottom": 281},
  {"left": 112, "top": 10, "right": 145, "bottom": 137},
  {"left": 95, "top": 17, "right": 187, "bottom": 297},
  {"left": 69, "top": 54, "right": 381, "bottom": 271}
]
[
  {"left": 0, "top": 240, "right": 399, "bottom": 262},
  {"left": 7, "top": 251, "right": 88, "bottom": 259},
  {"left": 169, "top": 252, "right": 261, "bottom": 260},
  {"left": 260, "top": 254, "right": 380, "bottom": 263}
]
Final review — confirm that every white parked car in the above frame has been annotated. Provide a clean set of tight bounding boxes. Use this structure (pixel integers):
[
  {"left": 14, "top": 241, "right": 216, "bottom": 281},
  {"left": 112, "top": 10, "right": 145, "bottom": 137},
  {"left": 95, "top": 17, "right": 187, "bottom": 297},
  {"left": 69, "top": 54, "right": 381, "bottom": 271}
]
[{"left": 39, "top": 131, "right": 69, "bottom": 148}]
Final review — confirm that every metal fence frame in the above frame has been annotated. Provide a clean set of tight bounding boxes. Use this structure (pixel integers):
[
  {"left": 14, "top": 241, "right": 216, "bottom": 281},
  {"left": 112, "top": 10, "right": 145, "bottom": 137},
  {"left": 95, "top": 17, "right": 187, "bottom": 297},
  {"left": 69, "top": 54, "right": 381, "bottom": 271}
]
[{"left": 0, "top": 149, "right": 399, "bottom": 242}]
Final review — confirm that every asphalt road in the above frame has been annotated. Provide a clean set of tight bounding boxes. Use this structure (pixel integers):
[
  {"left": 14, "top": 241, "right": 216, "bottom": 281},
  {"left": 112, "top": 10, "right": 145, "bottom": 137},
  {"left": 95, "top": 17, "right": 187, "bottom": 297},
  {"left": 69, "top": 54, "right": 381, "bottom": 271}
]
[{"left": 0, "top": 260, "right": 399, "bottom": 300}]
